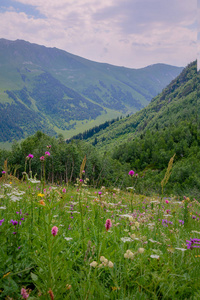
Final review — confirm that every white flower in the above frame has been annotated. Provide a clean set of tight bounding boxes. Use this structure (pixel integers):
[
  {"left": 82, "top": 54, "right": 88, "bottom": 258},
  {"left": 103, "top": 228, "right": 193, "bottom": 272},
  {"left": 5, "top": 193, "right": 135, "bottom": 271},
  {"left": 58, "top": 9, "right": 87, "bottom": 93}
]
[
  {"left": 28, "top": 179, "right": 41, "bottom": 184},
  {"left": 150, "top": 255, "right": 159, "bottom": 259},
  {"left": 0, "top": 206, "right": 6, "bottom": 209},
  {"left": 0, "top": 195, "right": 5, "bottom": 199},
  {"left": 124, "top": 250, "right": 134, "bottom": 259},
  {"left": 108, "top": 261, "right": 114, "bottom": 268},
  {"left": 90, "top": 261, "right": 98, "bottom": 268},
  {"left": 121, "top": 237, "right": 133, "bottom": 243},
  {"left": 175, "top": 248, "right": 187, "bottom": 251},
  {"left": 10, "top": 195, "right": 21, "bottom": 202},
  {"left": 64, "top": 237, "right": 73, "bottom": 241}
]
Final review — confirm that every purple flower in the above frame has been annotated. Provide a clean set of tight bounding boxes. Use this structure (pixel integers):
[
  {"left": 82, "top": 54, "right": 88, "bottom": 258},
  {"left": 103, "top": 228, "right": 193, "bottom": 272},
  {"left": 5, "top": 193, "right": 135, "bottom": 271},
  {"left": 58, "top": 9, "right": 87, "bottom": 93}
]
[
  {"left": 105, "top": 219, "right": 112, "bottom": 231},
  {"left": 45, "top": 151, "right": 50, "bottom": 156},
  {"left": 10, "top": 220, "right": 18, "bottom": 226},
  {"left": 186, "top": 238, "right": 200, "bottom": 249},
  {"left": 179, "top": 220, "right": 184, "bottom": 225},
  {"left": 98, "top": 191, "right": 102, "bottom": 195},
  {"left": 21, "top": 287, "right": 29, "bottom": 299},
  {"left": 51, "top": 226, "right": 58, "bottom": 236},
  {"left": 2, "top": 171, "right": 6, "bottom": 174},
  {"left": 62, "top": 188, "right": 66, "bottom": 193},
  {"left": 128, "top": 170, "right": 135, "bottom": 176},
  {"left": 40, "top": 156, "right": 45, "bottom": 161},
  {"left": 79, "top": 179, "right": 83, "bottom": 182},
  {"left": 0, "top": 219, "right": 4, "bottom": 226},
  {"left": 28, "top": 154, "right": 34, "bottom": 159}
]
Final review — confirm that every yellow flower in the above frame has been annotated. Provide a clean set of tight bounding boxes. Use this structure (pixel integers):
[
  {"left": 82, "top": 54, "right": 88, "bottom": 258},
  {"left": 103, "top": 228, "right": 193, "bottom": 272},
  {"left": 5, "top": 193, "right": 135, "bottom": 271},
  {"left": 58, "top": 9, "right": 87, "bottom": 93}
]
[{"left": 38, "top": 193, "right": 45, "bottom": 197}]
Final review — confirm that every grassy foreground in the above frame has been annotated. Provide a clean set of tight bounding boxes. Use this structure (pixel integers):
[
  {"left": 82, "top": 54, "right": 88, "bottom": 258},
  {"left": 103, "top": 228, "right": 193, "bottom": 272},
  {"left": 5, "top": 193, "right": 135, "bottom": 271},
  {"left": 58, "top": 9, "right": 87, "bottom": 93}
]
[{"left": 0, "top": 173, "right": 200, "bottom": 299}]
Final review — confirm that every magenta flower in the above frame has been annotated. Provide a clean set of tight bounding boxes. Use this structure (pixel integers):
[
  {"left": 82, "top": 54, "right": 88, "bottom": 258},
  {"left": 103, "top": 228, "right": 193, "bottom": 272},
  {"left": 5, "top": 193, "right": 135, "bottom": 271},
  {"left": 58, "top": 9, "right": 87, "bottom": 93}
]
[
  {"left": 45, "top": 151, "right": 50, "bottom": 156},
  {"left": 79, "top": 179, "right": 83, "bottom": 182},
  {"left": 0, "top": 219, "right": 4, "bottom": 226},
  {"left": 98, "top": 191, "right": 102, "bottom": 195},
  {"left": 165, "top": 200, "right": 169, "bottom": 204},
  {"left": 105, "top": 219, "right": 112, "bottom": 231},
  {"left": 21, "top": 287, "right": 29, "bottom": 299},
  {"left": 28, "top": 154, "right": 34, "bottom": 159},
  {"left": 62, "top": 188, "right": 66, "bottom": 193},
  {"left": 128, "top": 170, "right": 135, "bottom": 176},
  {"left": 51, "top": 226, "right": 58, "bottom": 237},
  {"left": 40, "top": 156, "right": 45, "bottom": 161},
  {"left": 2, "top": 171, "right": 6, "bottom": 174}
]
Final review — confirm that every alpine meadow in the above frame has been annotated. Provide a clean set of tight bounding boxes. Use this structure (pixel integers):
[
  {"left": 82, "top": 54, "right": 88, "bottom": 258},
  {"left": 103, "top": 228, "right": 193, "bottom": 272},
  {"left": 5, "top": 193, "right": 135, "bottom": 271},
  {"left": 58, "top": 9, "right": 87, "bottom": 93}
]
[{"left": 0, "top": 39, "right": 199, "bottom": 299}]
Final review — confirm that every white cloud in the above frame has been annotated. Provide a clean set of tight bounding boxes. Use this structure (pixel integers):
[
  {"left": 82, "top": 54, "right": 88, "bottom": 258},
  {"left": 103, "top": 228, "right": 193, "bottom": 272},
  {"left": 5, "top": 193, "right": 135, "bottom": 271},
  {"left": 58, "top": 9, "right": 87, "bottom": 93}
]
[{"left": 0, "top": 0, "right": 197, "bottom": 68}]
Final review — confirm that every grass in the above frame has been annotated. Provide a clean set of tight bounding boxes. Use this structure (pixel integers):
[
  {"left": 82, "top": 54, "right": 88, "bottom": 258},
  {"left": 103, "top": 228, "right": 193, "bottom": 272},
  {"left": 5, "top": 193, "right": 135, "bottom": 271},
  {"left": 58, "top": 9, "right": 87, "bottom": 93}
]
[{"left": 0, "top": 171, "right": 200, "bottom": 299}]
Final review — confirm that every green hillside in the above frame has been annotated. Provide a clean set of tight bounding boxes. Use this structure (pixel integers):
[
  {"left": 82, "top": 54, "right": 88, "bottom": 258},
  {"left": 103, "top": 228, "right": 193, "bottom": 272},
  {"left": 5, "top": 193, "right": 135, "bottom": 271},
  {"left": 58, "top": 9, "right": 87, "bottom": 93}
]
[
  {"left": 0, "top": 38, "right": 183, "bottom": 143},
  {"left": 81, "top": 61, "right": 198, "bottom": 152}
]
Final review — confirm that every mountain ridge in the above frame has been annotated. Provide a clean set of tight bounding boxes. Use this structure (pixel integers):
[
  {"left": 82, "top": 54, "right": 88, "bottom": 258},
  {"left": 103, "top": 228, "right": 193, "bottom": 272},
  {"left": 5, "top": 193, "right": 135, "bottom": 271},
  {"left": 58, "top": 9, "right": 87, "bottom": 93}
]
[{"left": 0, "top": 38, "right": 183, "bottom": 143}]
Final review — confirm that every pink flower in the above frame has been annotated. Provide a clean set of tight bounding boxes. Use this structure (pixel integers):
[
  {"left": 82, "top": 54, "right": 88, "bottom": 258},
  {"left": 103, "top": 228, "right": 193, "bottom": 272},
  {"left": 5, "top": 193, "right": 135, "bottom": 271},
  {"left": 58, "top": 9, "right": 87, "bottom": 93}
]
[
  {"left": 28, "top": 154, "right": 34, "bottom": 159},
  {"left": 21, "top": 287, "right": 29, "bottom": 299},
  {"left": 47, "top": 145, "right": 51, "bottom": 149},
  {"left": 105, "top": 219, "right": 112, "bottom": 231},
  {"left": 2, "top": 171, "right": 6, "bottom": 174},
  {"left": 51, "top": 226, "right": 58, "bottom": 237},
  {"left": 98, "top": 191, "right": 102, "bottom": 195},
  {"left": 45, "top": 151, "right": 50, "bottom": 156},
  {"left": 128, "top": 170, "right": 135, "bottom": 176},
  {"left": 40, "top": 156, "right": 45, "bottom": 161},
  {"left": 62, "top": 188, "right": 66, "bottom": 193},
  {"left": 79, "top": 179, "right": 83, "bottom": 182},
  {"left": 165, "top": 200, "right": 169, "bottom": 204}
]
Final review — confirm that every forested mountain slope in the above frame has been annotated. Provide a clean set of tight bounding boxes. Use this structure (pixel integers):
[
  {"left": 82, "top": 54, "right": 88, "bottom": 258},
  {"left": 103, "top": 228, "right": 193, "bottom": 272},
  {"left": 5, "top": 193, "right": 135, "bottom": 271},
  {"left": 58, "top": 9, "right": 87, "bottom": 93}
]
[{"left": 0, "top": 38, "right": 183, "bottom": 142}]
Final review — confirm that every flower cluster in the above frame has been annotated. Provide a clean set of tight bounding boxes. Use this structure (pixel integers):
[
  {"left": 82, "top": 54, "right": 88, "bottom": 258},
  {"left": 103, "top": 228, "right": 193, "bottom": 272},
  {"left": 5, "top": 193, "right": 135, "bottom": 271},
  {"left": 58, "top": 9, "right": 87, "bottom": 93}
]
[
  {"left": 21, "top": 287, "right": 30, "bottom": 299},
  {"left": 105, "top": 219, "right": 112, "bottom": 231},
  {"left": 51, "top": 226, "right": 58, "bottom": 237},
  {"left": 186, "top": 238, "right": 200, "bottom": 250},
  {"left": 124, "top": 249, "right": 134, "bottom": 259}
]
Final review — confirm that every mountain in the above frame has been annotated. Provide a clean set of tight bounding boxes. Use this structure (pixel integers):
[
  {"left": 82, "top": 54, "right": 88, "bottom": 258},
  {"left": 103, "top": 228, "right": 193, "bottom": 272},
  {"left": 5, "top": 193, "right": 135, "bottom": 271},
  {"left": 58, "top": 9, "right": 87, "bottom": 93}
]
[
  {"left": 68, "top": 60, "right": 200, "bottom": 196},
  {"left": 78, "top": 61, "right": 198, "bottom": 152},
  {"left": 0, "top": 38, "right": 183, "bottom": 143}
]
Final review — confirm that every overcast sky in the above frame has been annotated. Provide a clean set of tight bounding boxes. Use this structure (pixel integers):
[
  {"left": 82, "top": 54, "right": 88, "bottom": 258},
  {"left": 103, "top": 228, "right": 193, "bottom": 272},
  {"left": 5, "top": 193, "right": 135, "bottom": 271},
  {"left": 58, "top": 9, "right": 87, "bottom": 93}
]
[{"left": 0, "top": 0, "right": 197, "bottom": 69}]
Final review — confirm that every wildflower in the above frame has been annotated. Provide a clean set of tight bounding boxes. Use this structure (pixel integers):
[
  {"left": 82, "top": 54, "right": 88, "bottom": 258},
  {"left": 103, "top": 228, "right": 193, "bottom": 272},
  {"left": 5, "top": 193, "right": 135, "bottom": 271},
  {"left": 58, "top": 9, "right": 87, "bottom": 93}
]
[
  {"left": 10, "top": 219, "right": 18, "bottom": 226},
  {"left": 45, "top": 151, "right": 50, "bottom": 156},
  {"left": 165, "top": 200, "right": 169, "bottom": 204},
  {"left": 0, "top": 219, "right": 4, "bottom": 226},
  {"left": 150, "top": 254, "right": 160, "bottom": 259},
  {"left": 39, "top": 200, "right": 45, "bottom": 206},
  {"left": 135, "top": 221, "right": 139, "bottom": 228},
  {"left": 124, "top": 249, "right": 134, "bottom": 259},
  {"left": 28, "top": 154, "right": 34, "bottom": 159},
  {"left": 108, "top": 261, "right": 114, "bottom": 268},
  {"left": 105, "top": 219, "right": 112, "bottom": 231},
  {"left": 66, "top": 284, "right": 71, "bottom": 290},
  {"left": 121, "top": 237, "right": 133, "bottom": 242},
  {"left": 128, "top": 170, "right": 135, "bottom": 176},
  {"left": 98, "top": 191, "right": 102, "bottom": 195},
  {"left": 62, "top": 188, "right": 66, "bottom": 193},
  {"left": 90, "top": 261, "right": 98, "bottom": 267},
  {"left": 38, "top": 193, "right": 45, "bottom": 197},
  {"left": 186, "top": 238, "right": 200, "bottom": 249},
  {"left": 47, "top": 145, "right": 51, "bottom": 148},
  {"left": 51, "top": 226, "right": 58, "bottom": 237},
  {"left": 40, "top": 156, "right": 45, "bottom": 161},
  {"left": 21, "top": 287, "right": 29, "bottom": 299},
  {"left": 138, "top": 248, "right": 145, "bottom": 254},
  {"left": 79, "top": 179, "right": 83, "bottom": 182},
  {"left": 2, "top": 171, "right": 6, "bottom": 174},
  {"left": 179, "top": 220, "right": 184, "bottom": 225}
]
